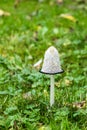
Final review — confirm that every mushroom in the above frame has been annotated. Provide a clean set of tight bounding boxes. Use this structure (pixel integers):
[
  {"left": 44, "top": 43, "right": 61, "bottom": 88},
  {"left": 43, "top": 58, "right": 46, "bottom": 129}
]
[{"left": 40, "top": 46, "right": 64, "bottom": 106}]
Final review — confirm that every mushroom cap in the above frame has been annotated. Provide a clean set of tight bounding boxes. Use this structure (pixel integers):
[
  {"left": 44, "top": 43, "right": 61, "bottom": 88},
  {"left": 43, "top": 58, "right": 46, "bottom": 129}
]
[{"left": 40, "top": 46, "right": 64, "bottom": 75}]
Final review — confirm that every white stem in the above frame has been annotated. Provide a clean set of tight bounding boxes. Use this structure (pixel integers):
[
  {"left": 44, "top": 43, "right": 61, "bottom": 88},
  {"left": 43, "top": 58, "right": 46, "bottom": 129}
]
[{"left": 50, "top": 75, "right": 54, "bottom": 106}]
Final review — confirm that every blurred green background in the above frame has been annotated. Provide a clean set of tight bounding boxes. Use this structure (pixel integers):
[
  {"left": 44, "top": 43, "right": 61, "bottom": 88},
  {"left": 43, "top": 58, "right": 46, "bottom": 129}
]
[{"left": 0, "top": 0, "right": 87, "bottom": 130}]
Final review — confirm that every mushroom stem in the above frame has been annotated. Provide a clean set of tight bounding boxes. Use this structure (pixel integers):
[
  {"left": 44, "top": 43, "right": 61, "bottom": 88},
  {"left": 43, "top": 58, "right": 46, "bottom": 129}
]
[{"left": 50, "top": 75, "right": 54, "bottom": 106}]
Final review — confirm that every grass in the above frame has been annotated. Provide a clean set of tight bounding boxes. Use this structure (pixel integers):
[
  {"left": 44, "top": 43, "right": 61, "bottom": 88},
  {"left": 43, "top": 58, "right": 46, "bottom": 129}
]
[{"left": 0, "top": 0, "right": 87, "bottom": 129}]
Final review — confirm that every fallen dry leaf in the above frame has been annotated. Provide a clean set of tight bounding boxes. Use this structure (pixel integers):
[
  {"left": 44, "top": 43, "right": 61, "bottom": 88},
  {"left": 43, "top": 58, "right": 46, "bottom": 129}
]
[
  {"left": 4, "top": 12, "right": 10, "bottom": 16},
  {"left": 0, "top": 10, "right": 4, "bottom": 16},
  {"left": 0, "top": 9, "right": 10, "bottom": 16},
  {"left": 65, "top": 101, "right": 86, "bottom": 109},
  {"left": 60, "top": 14, "right": 76, "bottom": 22},
  {"left": 14, "top": 0, "right": 20, "bottom": 8},
  {"left": 57, "top": 0, "right": 63, "bottom": 4},
  {"left": 73, "top": 101, "right": 86, "bottom": 109}
]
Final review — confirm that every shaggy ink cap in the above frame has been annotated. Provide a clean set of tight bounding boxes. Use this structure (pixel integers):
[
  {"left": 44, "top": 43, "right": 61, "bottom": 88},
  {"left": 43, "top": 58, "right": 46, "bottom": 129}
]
[
  {"left": 39, "top": 46, "right": 64, "bottom": 106},
  {"left": 40, "top": 46, "right": 64, "bottom": 75}
]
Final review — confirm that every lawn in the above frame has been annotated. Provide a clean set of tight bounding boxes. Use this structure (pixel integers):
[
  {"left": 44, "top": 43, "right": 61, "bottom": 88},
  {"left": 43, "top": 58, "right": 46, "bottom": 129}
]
[{"left": 0, "top": 0, "right": 87, "bottom": 130}]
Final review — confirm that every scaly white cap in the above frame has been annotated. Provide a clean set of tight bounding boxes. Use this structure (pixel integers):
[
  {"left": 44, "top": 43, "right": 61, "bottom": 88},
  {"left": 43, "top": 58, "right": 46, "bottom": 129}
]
[{"left": 40, "top": 46, "right": 63, "bottom": 75}]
